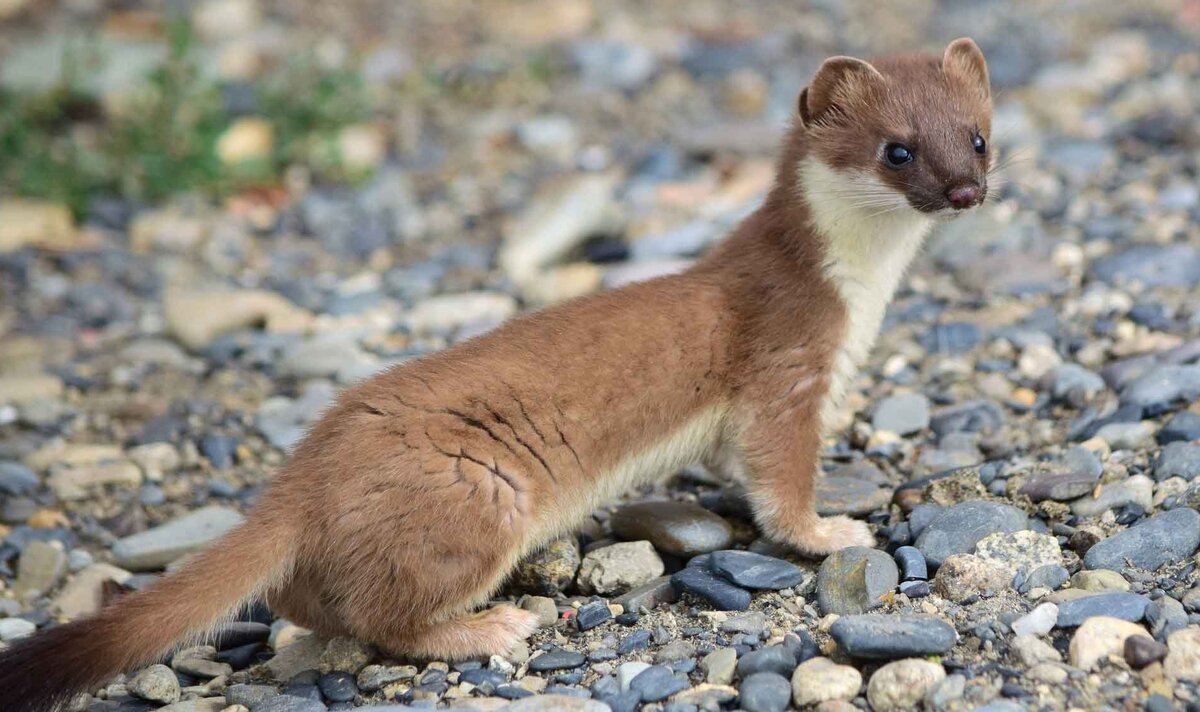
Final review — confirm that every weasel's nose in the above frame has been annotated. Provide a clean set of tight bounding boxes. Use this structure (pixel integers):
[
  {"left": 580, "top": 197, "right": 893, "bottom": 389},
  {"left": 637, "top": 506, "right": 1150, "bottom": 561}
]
[{"left": 946, "top": 183, "right": 983, "bottom": 209}]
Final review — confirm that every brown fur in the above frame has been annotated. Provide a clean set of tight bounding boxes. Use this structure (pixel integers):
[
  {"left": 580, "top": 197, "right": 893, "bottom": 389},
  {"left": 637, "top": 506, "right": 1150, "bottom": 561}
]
[{"left": 0, "top": 39, "right": 992, "bottom": 712}]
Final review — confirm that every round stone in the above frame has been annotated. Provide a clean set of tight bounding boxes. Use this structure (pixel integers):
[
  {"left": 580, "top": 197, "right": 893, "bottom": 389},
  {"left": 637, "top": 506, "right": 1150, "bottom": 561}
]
[
  {"left": 816, "top": 546, "right": 899, "bottom": 615},
  {"left": 128, "top": 664, "right": 181, "bottom": 705},
  {"left": 738, "top": 672, "right": 792, "bottom": 712},
  {"left": 791, "top": 657, "right": 861, "bottom": 706},
  {"left": 866, "top": 659, "right": 946, "bottom": 712}
]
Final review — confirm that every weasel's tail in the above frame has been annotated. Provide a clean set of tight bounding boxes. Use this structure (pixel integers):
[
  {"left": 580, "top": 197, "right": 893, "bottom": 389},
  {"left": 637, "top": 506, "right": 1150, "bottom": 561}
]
[{"left": 0, "top": 511, "right": 296, "bottom": 712}]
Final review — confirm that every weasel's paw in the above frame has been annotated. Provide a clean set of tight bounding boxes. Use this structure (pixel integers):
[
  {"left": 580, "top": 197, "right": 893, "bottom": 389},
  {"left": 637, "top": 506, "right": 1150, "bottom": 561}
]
[
  {"left": 490, "top": 605, "right": 540, "bottom": 653},
  {"left": 789, "top": 515, "right": 875, "bottom": 556}
]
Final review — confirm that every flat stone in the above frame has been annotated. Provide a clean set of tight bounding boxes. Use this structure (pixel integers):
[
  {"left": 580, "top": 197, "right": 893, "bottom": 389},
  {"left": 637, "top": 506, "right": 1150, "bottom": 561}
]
[
  {"left": 829, "top": 615, "right": 957, "bottom": 659},
  {"left": 528, "top": 649, "right": 586, "bottom": 672},
  {"left": 574, "top": 600, "right": 612, "bottom": 631},
  {"left": 866, "top": 659, "right": 946, "bottom": 712},
  {"left": 1071, "top": 475, "right": 1153, "bottom": 517},
  {"left": 670, "top": 566, "right": 751, "bottom": 611},
  {"left": 1071, "top": 569, "right": 1130, "bottom": 592},
  {"left": 612, "top": 575, "right": 677, "bottom": 612},
  {"left": 49, "top": 460, "right": 142, "bottom": 501},
  {"left": 790, "top": 657, "right": 861, "bottom": 706},
  {"left": 915, "top": 501, "right": 1028, "bottom": 569},
  {"left": 739, "top": 672, "right": 792, "bottom": 712},
  {"left": 1019, "top": 471, "right": 1100, "bottom": 502},
  {"left": 1120, "top": 365, "right": 1200, "bottom": 411},
  {"left": 1160, "top": 412, "right": 1200, "bottom": 445},
  {"left": 816, "top": 546, "right": 899, "bottom": 615},
  {"left": 815, "top": 477, "right": 894, "bottom": 516},
  {"left": 1083, "top": 508, "right": 1200, "bottom": 571},
  {"left": 1091, "top": 243, "right": 1200, "bottom": 289},
  {"left": 708, "top": 550, "right": 804, "bottom": 590},
  {"left": 610, "top": 500, "right": 733, "bottom": 558},
  {"left": 737, "top": 645, "right": 797, "bottom": 678},
  {"left": 1056, "top": 592, "right": 1150, "bottom": 627},
  {"left": 51, "top": 563, "right": 132, "bottom": 619},
  {"left": 1069, "top": 616, "right": 1148, "bottom": 670},
  {"left": 112, "top": 505, "right": 244, "bottom": 571},
  {"left": 629, "top": 665, "right": 686, "bottom": 702},
  {"left": 0, "top": 461, "right": 38, "bottom": 496}
]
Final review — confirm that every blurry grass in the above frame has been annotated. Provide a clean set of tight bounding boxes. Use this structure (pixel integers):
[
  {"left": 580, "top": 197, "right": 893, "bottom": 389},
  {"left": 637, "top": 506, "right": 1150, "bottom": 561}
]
[{"left": 0, "top": 19, "right": 375, "bottom": 216}]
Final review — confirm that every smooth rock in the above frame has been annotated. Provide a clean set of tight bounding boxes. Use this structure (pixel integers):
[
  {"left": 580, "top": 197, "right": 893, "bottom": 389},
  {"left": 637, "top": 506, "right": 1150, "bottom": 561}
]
[
  {"left": 915, "top": 501, "right": 1028, "bottom": 569},
  {"left": 866, "top": 659, "right": 946, "bottom": 712},
  {"left": 815, "top": 477, "right": 893, "bottom": 516},
  {"left": 49, "top": 461, "right": 142, "bottom": 501},
  {"left": 1156, "top": 442, "right": 1200, "bottom": 481},
  {"left": 1011, "top": 635, "right": 1061, "bottom": 666},
  {"left": 611, "top": 501, "right": 733, "bottom": 558},
  {"left": 503, "top": 695, "right": 611, "bottom": 712},
  {"left": 670, "top": 566, "right": 751, "bottom": 611},
  {"left": 737, "top": 645, "right": 797, "bottom": 678},
  {"left": 1083, "top": 508, "right": 1200, "bottom": 571},
  {"left": 1012, "top": 603, "right": 1059, "bottom": 637},
  {"left": 1159, "top": 412, "right": 1200, "bottom": 445},
  {"left": 1019, "top": 471, "right": 1100, "bottom": 502},
  {"left": 738, "top": 672, "right": 791, "bottom": 712},
  {"left": 13, "top": 540, "right": 66, "bottom": 600},
  {"left": 528, "top": 649, "right": 586, "bottom": 672},
  {"left": 708, "top": 550, "right": 804, "bottom": 590},
  {"left": 1071, "top": 569, "right": 1130, "bottom": 592},
  {"left": 129, "top": 664, "right": 181, "bottom": 704},
  {"left": 1056, "top": 592, "right": 1149, "bottom": 627},
  {"left": 700, "top": 648, "right": 737, "bottom": 686},
  {"left": 577, "top": 541, "right": 664, "bottom": 595},
  {"left": 872, "top": 393, "right": 931, "bottom": 435},
  {"left": 612, "top": 576, "right": 678, "bottom": 612},
  {"left": 51, "top": 563, "right": 132, "bottom": 619},
  {"left": 112, "top": 506, "right": 244, "bottom": 571},
  {"left": 1071, "top": 475, "right": 1153, "bottom": 517},
  {"left": 790, "top": 657, "right": 861, "bottom": 706},
  {"left": 629, "top": 665, "right": 686, "bottom": 702},
  {"left": 816, "top": 546, "right": 898, "bottom": 615},
  {"left": 1165, "top": 627, "right": 1200, "bottom": 681},
  {"left": 829, "top": 615, "right": 957, "bottom": 659},
  {"left": 1069, "top": 616, "right": 1148, "bottom": 670},
  {"left": 1125, "top": 634, "right": 1169, "bottom": 668}
]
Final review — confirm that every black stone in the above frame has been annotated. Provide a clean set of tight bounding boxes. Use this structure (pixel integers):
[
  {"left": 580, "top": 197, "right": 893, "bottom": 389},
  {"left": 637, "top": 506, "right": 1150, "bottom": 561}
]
[
  {"left": 629, "top": 665, "right": 688, "bottom": 702},
  {"left": 670, "top": 566, "right": 752, "bottom": 611},
  {"left": 1125, "top": 635, "right": 1168, "bottom": 668},
  {"left": 1055, "top": 593, "right": 1150, "bottom": 627},
  {"left": 618, "top": 630, "right": 652, "bottom": 654},
  {"left": 576, "top": 601, "right": 612, "bottom": 631},
  {"left": 894, "top": 546, "right": 927, "bottom": 581},
  {"left": 736, "top": 645, "right": 797, "bottom": 677},
  {"left": 318, "top": 672, "right": 357, "bottom": 703},
  {"left": 829, "top": 614, "right": 957, "bottom": 659},
  {"left": 708, "top": 550, "right": 805, "bottom": 590}
]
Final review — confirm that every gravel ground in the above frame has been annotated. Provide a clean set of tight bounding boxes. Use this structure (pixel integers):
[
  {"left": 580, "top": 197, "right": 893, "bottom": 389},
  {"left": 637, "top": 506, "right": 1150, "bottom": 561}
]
[{"left": 3, "top": 1, "right": 1200, "bottom": 711}]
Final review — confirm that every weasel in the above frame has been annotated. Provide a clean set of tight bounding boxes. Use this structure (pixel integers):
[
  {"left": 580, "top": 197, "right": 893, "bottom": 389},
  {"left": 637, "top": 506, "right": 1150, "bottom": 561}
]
[{"left": 0, "top": 38, "right": 992, "bottom": 711}]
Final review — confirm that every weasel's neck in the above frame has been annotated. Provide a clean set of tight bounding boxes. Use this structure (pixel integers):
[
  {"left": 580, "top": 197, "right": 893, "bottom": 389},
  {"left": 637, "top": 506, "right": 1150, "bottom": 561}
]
[{"left": 797, "top": 156, "right": 933, "bottom": 430}]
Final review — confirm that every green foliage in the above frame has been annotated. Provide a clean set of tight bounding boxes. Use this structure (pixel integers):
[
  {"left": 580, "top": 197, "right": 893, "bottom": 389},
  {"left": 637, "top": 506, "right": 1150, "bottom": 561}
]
[{"left": 0, "top": 18, "right": 376, "bottom": 215}]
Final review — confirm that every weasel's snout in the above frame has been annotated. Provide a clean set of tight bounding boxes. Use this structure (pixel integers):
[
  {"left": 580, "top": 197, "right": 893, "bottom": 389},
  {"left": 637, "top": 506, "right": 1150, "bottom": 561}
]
[{"left": 945, "top": 183, "right": 984, "bottom": 209}]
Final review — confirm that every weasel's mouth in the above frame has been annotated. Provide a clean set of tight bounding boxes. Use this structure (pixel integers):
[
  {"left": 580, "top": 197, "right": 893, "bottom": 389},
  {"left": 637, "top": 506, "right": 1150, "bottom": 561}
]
[{"left": 908, "top": 191, "right": 987, "bottom": 216}]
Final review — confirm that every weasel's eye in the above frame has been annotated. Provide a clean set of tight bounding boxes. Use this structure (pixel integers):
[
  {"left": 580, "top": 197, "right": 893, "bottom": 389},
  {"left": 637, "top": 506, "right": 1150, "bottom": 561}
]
[
  {"left": 973, "top": 132, "right": 987, "bottom": 154},
  {"left": 884, "top": 143, "right": 913, "bottom": 167}
]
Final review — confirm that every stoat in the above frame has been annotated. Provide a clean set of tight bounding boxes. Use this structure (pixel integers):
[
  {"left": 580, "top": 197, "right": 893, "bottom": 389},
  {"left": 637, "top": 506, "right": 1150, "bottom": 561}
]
[{"left": 0, "top": 38, "right": 992, "bottom": 711}]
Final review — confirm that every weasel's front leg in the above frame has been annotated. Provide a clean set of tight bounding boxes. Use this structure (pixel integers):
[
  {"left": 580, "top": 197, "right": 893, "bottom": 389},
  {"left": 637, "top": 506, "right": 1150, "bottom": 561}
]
[{"left": 734, "top": 408, "right": 874, "bottom": 555}]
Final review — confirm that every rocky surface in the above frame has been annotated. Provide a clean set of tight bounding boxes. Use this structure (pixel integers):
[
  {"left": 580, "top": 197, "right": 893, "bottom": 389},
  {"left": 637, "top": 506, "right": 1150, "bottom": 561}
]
[{"left": 2, "top": 1, "right": 1200, "bottom": 711}]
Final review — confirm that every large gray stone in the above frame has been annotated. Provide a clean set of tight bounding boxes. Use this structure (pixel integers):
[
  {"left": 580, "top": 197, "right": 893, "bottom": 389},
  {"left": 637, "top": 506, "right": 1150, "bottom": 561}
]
[
  {"left": 112, "top": 506, "right": 244, "bottom": 571},
  {"left": 914, "top": 501, "right": 1028, "bottom": 569},
  {"left": 1083, "top": 508, "right": 1200, "bottom": 572}
]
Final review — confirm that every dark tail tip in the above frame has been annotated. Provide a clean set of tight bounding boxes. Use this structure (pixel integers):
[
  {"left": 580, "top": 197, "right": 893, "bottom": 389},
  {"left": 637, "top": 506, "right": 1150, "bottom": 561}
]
[{"left": 0, "top": 617, "right": 122, "bottom": 712}]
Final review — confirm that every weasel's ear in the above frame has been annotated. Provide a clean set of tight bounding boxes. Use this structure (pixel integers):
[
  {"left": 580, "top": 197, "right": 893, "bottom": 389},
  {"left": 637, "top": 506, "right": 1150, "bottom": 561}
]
[
  {"left": 799, "top": 56, "right": 884, "bottom": 127},
  {"left": 943, "top": 37, "right": 990, "bottom": 100}
]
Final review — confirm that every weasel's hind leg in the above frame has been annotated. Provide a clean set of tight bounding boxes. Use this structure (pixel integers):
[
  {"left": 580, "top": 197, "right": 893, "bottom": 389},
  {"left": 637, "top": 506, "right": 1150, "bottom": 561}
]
[{"left": 383, "top": 605, "right": 539, "bottom": 660}]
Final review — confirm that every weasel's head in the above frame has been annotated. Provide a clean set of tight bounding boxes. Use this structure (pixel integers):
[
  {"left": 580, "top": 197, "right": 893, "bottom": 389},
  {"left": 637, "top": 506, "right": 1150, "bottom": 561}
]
[{"left": 797, "top": 38, "right": 993, "bottom": 220}]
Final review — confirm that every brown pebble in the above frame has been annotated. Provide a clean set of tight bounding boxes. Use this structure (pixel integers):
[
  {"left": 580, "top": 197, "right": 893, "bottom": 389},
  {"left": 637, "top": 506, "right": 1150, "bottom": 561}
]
[
  {"left": 893, "top": 488, "right": 923, "bottom": 513},
  {"left": 1124, "top": 634, "right": 1168, "bottom": 669},
  {"left": 1068, "top": 529, "right": 1100, "bottom": 557}
]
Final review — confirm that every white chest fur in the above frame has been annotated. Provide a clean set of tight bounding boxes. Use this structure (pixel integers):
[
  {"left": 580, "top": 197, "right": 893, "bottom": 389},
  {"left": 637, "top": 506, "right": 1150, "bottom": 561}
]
[{"left": 799, "top": 157, "right": 932, "bottom": 433}]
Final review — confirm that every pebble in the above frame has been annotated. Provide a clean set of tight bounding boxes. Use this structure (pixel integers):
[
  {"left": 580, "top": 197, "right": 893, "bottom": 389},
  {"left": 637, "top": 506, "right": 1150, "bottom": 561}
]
[
  {"left": 1165, "top": 627, "right": 1200, "bottom": 681},
  {"left": 790, "top": 657, "right": 861, "bottom": 707},
  {"left": 504, "top": 696, "right": 612, "bottom": 711},
  {"left": 511, "top": 538, "right": 580, "bottom": 596},
  {"left": 0, "top": 461, "right": 38, "bottom": 495},
  {"left": 128, "top": 664, "right": 182, "bottom": 704},
  {"left": 1020, "top": 564, "right": 1069, "bottom": 592},
  {"left": 975, "top": 530, "right": 1063, "bottom": 576},
  {"left": 617, "top": 662, "right": 650, "bottom": 692},
  {"left": 699, "top": 648, "right": 737, "bottom": 685},
  {"left": 670, "top": 565, "right": 751, "bottom": 611},
  {"left": 1019, "top": 471, "right": 1099, "bottom": 502},
  {"left": 1069, "top": 616, "right": 1149, "bottom": 670},
  {"left": 1011, "top": 602, "right": 1059, "bottom": 637},
  {"left": 1056, "top": 592, "right": 1149, "bottom": 627},
  {"left": 0, "top": 618, "right": 36, "bottom": 641},
  {"left": 893, "top": 546, "right": 927, "bottom": 581},
  {"left": 112, "top": 505, "right": 245, "bottom": 571},
  {"left": 521, "top": 596, "right": 559, "bottom": 628},
  {"left": 1010, "top": 635, "right": 1062, "bottom": 666},
  {"left": 1125, "top": 634, "right": 1169, "bottom": 668},
  {"left": 1120, "top": 365, "right": 1200, "bottom": 411},
  {"left": 574, "top": 600, "right": 612, "bottom": 631},
  {"left": 914, "top": 500, "right": 1028, "bottom": 569},
  {"left": 707, "top": 550, "right": 804, "bottom": 589},
  {"left": 528, "top": 649, "right": 586, "bottom": 672},
  {"left": 1071, "top": 474, "right": 1153, "bottom": 517},
  {"left": 629, "top": 665, "right": 686, "bottom": 702},
  {"left": 577, "top": 541, "right": 664, "bottom": 595},
  {"left": 610, "top": 501, "right": 733, "bottom": 558},
  {"left": 1071, "top": 569, "right": 1130, "bottom": 592},
  {"left": 317, "top": 672, "right": 357, "bottom": 703},
  {"left": 13, "top": 540, "right": 67, "bottom": 600},
  {"left": 828, "top": 615, "right": 956, "bottom": 659},
  {"left": 1159, "top": 411, "right": 1200, "bottom": 444},
  {"left": 1083, "top": 507, "right": 1200, "bottom": 571},
  {"left": 49, "top": 460, "right": 142, "bottom": 501},
  {"left": 932, "top": 554, "right": 1010, "bottom": 603},
  {"left": 738, "top": 672, "right": 792, "bottom": 712},
  {"left": 1155, "top": 442, "right": 1200, "bottom": 480},
  {"left": 872, "top": 393, "right": 930, "bottom": 435},
  {"left": 612, "top": 576, "right": 678, "bottom": 612},
  {"left": 815, "top": 476, "right": 893, "bottom": 516},
  {"left": 816, "top": 546, "right": 899, "bottom": 614},
  {"left": 736, "top": 645, "right": 797, "bottom": 678},
  {"left": 866, "top": 659, "right": 946, "bottom": 712}
]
